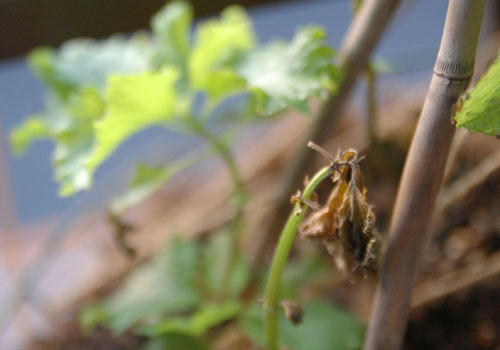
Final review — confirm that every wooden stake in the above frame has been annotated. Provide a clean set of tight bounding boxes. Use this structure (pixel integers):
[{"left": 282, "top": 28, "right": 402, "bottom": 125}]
[{"left": 364, "top": 1, "right": 486, "bottom": 349}]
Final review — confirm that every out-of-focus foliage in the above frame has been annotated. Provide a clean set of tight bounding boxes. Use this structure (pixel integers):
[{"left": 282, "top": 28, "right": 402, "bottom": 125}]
[
  {"left": 137, "top": 302, "right": 241, "bottom": 337},
  {"left": 238, "top": 26, "right": 340, "bottom": 115},
  {"left": 79, "top": 234, "right": 356, "bottom": 348},
  {"left": 189, "top": 6, "right": 255, "bottom": 104},
  {"left": 142, "top": 334, "right": 208, "bottom": 350},
  {"left": 454, "top": 52, "right": 500, "bottom": 137},
  {"left": 239, "top": 301, "right": 365, "bottom": 350},
  {"left": 110, "top": 152, "right": 203, "bottom": 214},
  {"left": 11, "top": 0, "right": 339, "bottom": 197},
  {"left": 80, "top": 233, "right": 250, "bottom": 337},
  {"left": 10, "top": 35, "right": 154, "bottom": 195},
  {"left": 87, "top": 70, "right": 179, "bottom": 173},
  {"left": 200, "top": 229, "right": 251, "bottom": 298},
  {"left": 80, "top": 238, "right": 202, "bottom": 335}
]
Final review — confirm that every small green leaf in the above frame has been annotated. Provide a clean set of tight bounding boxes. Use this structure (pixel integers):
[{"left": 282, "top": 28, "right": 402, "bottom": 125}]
[
  {"left": 239, "top": 301, "right": 364, "bottom": 350},
  {"left": 279, "top": 254, "right": 330, "bottom": 300},
  {"left": 16, "top": 35, "right": 155, "bottom": 195},
  {"left": 111, "top": 152, "right": 203, "bottom": 214},
  {"left": 28, "top": 48, "right": 74, "bottom": 99},
  {"left": 53, "top": 127, "right": 95, "bottom": 196},
  {"left": 152, "top": 1, "right": 192, "bottom": 69},
  {"left": 202, "top": 229, "right": 250, "bottom": 297},
  {"left": 84, "top": 238, "right": 201, "bottom": 335},
  {"left": 238, "top": 26, "right": 340, "bottom": 116},
  {"left": 79, "top": 304, "right": 109, "bottom": 334},
  {"left": 454, "top": 54, "right": 500, "bottom": 137},
  {"left": 29, "top": 36, "right": 154, "bottom": 97},
  {"left": 87, "top": 69, "right": 179, "bottom": 173},
  {"left": 141, "top": 334, "right": 208, "bottom": 350},
  {"left": 16, "top": 95, "right": 98, "bottom": 196},
  {"left": 10, "top": 116, "right": 50, "bottom": 154},
  {"left": 137, "top": 301, "right": 240, "bottom": 337},
  {"left": 111, "top": 163, "right": 174, "bottom": 213},
  {"left": 189, "top": 6, "right": 255, "bottom": 103},
  {"left": 66, "top": 87, "right": 104, "bottom": 119}
]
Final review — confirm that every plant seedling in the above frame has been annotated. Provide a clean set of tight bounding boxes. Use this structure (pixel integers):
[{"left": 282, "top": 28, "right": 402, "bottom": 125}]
[{"left": 264, "top": 141, "right": 379, "bottom": 349}]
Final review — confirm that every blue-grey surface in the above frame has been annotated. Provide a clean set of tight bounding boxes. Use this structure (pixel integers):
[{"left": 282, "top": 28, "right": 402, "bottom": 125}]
[{"left": 0, "top": 0, "right": 447, "bottom": 224}]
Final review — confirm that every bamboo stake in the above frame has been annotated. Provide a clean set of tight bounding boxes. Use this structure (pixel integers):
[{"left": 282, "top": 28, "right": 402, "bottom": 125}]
[
  {"left": 364, "top": 1, "right": 486, "bottom": 349},
  {"left": 257, "top": 0, "right": 402, "bottom": 263}
]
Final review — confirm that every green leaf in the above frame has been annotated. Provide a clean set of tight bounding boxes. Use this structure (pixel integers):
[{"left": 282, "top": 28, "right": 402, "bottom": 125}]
[
  {"left": 79, "top": 304, "right": 109, "bottom": 334},
  {"left": 152, "top": 1, "right": 192, "bottom": 69},
  {"left": 454, "top": 54, "right": 500, "bottom": 137},
  {"left": 10, "top": 116, "right": 50, "bottom": 154},
  {"left": 137, "top": 301, "right": 240, "bottom": 337},
  {"left": 202, "top": 229, "right": 250, "bottom": 297},
  {"left": 111, "top": 163, "right": 174, "bottom": 213},
  {"left": 239, "top": 301, "right": 364, "bottom": 350},
  {"left": 141, "top": 334, "right": 208, "bottom": 350},
  {"left": 279, "top": 254, "right": 330, "bottom": 300},
  {"left": 47, "top": 88, "right": 104, "bottom": 196},
  {"left": 29, "top": 35, "right": 154, "bottom": 98},
  {"left": 111, "top": 152, "right": 203, "bottom": 214},
  {"left": 14, "top": 94, "right": 100, "bottom": 196},
  {"left": 87, "top": 69, "right": 179, "bottom": 173},
  {"left": 189, "top": 6, "right": 255, "bottom": 103},
  {"left": 28, "top": 48, "right": 74, "bottom": 99},
  {"left": 15, "top": 35, "right": 155, "bottom": 195},
  {"left": 66, "top": 87, "right": 105, "bottom": 119},
  {"left": 53, "top": 126, "right": 95, "bottom": 196},
  {"left": 238, "top": 26, "right": 340, "bottom": 115},
  {"left": 84, "top": 238, "right": 201, "bottom": 335}
]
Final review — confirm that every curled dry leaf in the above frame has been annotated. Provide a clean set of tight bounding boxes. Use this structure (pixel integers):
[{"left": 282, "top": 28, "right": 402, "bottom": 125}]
[{"left": 300, "top": 149, "right": 381, "bottom": 276}]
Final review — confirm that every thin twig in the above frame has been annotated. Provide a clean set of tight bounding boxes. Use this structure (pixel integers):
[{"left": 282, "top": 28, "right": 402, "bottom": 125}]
[
  {"left": 442, "top": 128, "right": 469, "bottom": 184},
  {"left": 412, "top": 250, "right": 500, "bottom": 308},
  {"left": 352, "top": 0, "right": 378, "bottom": 145},
  {"left": 188, "top": 120, "right": 246, "bottom": 297},
  {"left": 364, "top": 2, "right": 486, "bottom": 349},
  {"left": 438, "top": 147, "right": 500, "bottom": 213}
]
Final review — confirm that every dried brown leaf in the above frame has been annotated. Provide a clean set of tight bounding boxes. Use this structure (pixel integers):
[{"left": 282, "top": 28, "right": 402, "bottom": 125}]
[{"left": 300, "top": 149, "right": 381, "bottom": 276}]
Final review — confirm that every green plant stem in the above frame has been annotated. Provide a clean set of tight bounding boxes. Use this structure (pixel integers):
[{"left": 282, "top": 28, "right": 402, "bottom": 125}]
[
  {"left": 187, "top": 119, "right": 246, "bottom": 297},
  {"left": 264, "top": 166, "right": 333, "bottom": 350}
]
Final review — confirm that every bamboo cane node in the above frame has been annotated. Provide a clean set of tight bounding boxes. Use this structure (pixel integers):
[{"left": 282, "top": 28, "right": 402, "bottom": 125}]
[{"left": 434, "top": 59, "right": 474, "bottom": 81}]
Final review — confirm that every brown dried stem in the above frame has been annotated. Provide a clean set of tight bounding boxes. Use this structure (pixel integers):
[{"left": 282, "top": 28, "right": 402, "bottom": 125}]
[
  {"left": 258, "top": 0, "right": 402, "bottom": 263},
  {"left": 364, "top": 1, "right": 486, "bottom": 349}
]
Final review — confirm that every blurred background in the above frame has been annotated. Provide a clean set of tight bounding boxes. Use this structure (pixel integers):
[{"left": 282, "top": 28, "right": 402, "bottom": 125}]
[
  {"left": 1, "top": 0, "right": 468, "bottom": 225},
  {"left": 1, "top": 0, "right": 500, "bottom": 349}
]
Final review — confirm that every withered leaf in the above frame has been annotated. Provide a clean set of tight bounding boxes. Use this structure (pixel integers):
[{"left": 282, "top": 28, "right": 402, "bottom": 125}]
[
  {"left": 281, "top": 300, "right": 304, "bottom": 326},
  {"left": 300, "top": 149, "right": 381, "bottom": 276}
]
